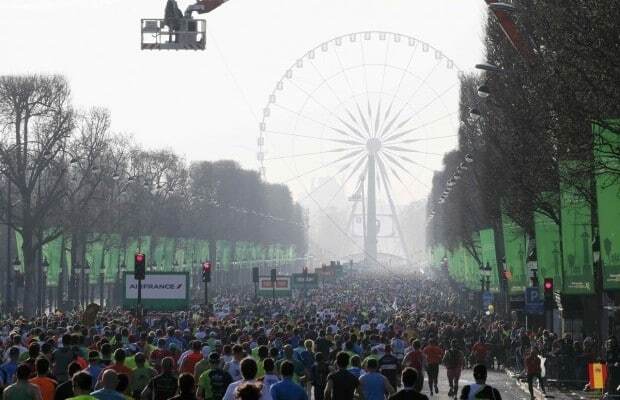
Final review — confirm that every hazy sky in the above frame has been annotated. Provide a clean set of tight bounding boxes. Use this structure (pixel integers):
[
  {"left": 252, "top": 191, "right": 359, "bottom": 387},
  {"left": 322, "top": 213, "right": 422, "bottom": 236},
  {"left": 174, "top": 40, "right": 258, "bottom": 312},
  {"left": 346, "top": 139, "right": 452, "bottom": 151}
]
[{"left": 0, "top": 0, "right": 488, "bottom": 201}]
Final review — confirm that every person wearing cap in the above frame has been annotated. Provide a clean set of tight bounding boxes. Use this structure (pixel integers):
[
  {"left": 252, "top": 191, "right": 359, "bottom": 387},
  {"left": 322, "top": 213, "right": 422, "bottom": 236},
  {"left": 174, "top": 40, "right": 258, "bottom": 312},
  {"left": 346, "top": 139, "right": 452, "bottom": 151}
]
[
  {"left": 85, "top": 352, "right": 103, "bottom": 390},
  {"left": 197, "top": 352, "right": 232, "bottom": 400}
]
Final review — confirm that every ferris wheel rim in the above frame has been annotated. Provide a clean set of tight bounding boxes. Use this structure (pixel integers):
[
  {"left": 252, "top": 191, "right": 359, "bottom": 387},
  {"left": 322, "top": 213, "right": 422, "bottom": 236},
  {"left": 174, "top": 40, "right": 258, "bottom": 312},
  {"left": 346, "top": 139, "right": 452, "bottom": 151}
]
[{"left": 257, "top": 30, "right": 464, "bottom": 179}]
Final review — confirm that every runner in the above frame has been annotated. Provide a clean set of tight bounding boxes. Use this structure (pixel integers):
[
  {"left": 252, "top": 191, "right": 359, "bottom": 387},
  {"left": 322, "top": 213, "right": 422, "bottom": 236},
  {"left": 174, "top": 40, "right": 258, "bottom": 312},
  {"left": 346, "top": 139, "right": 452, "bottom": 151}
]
[
  {"left": 442, "top": 339, "right": 464, "bottom": 397},
  {"left": 422, "top": 338, "right": 443, "bottom": 396},
  {"left": 459, "top": 365, "right": 502, "bottom": 400},
  {"left": 359, "top": 358, "right": 395, "bottom": 400}
]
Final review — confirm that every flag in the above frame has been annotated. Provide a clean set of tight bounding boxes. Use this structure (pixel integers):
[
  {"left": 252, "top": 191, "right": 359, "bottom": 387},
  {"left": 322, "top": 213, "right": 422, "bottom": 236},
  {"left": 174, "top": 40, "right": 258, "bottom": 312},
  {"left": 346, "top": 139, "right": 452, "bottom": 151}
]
[{"left": 588, "top": 362, "right": 607, "bottom": 390}]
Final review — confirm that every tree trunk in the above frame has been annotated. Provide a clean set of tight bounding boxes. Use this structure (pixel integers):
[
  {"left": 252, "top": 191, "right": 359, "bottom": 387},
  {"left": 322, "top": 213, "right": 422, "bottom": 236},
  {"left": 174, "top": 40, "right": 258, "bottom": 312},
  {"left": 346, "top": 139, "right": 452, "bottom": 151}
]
[{"left": 21, "top": 230, "right": 36, "bottom": 317}]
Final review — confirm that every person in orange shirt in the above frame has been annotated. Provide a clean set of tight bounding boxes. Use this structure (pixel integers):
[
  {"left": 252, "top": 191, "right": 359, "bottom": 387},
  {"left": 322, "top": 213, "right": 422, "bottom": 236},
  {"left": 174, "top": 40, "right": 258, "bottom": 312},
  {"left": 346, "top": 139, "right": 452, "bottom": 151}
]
[
  {"left": 422, "top": 338, "right": 443, "bottom": 396},
  {"left": 29, "top": 357, "right": 57, "bottom": 400}
]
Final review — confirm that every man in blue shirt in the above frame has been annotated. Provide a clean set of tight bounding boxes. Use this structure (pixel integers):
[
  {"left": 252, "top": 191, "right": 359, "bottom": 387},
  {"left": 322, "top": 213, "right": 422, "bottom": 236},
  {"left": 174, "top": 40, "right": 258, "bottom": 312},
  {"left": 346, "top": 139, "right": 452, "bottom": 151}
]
[
  {"left": 85, "top": 352, "right": 103, "bottom": 390},
  {"left": 0, "top": 347, "right": 20, "bottom": 387},
  {"left": 90, "top": 370, "right": 125, "bottom": 400},
  {"left": 270, "top": 361, "right": 307, "bottom": 400}
]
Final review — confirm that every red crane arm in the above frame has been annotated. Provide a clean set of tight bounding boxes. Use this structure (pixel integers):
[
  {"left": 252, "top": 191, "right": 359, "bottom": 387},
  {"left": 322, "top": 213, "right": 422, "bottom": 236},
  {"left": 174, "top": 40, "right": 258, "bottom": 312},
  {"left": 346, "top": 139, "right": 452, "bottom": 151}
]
[
  {"left": 188, "top": 0, "right": 228, "bottom": 14},
  {"left": 484, "top": 0, "right": 536, "bottom": 63}
]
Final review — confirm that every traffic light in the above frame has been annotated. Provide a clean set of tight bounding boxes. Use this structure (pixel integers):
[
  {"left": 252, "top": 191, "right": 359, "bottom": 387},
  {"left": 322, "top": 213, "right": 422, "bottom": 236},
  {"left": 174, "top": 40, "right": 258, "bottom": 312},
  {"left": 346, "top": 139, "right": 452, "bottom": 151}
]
[
  {"left": 134, "top": 252, "right": 146, "bottom": 280},
  {"left": 270, "top": 268, "right": 277, "bottom": 282},
  {"left": 202, "top": 261, "right": 212, "bottom": 283},
  {"left": 543, "top": 278, "right": 554, "bottom": 296}
]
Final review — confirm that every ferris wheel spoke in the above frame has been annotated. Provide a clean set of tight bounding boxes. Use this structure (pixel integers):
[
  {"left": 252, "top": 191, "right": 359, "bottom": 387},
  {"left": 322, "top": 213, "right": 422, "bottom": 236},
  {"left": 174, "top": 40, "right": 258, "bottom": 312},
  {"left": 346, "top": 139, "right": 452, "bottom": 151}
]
[
  {"left": 308, "top": 59, "right": 347, "bottom": 109},
  {"left": 337, "top": 115, "right": 366, "bottom": 140},
  {"left": 383, "top": 150, "right": 436, "bottom": 173},
  {"left": 298, "top": 155, "right": 363, "bottom": 202},
  {"left": 375, "top": 159, "right": 413, "bottom": 263},
  {"left": 323, "top": 157, "right": 367, "bottom": 209},
  {"left": 373, "top": 101, "right": 382, "bottom": 137},
  {"left": 383, "top": 145, "right": 442, "bottom": 156},
  {"left": 392, "top": 134, "right": 457, "bottom": 145},
  {"left": 383, "top": 111, "right": 458, "bottom": 144},
  {"left": 380, "top": 57, "right": 442, "bottom": 140},
  {"left": 379, "top": 152, "right": 430, "bottom": 189},
  {"left": 271, "top": 103, "right": 347, "bottom": 136},
  {"left": 333, "top": 42, "right": 358, "bottom": 99},
  {"left": 266, "top": 130, "right": 363, "bottom": 146},
  {"left": 283, "top": 152, "right": 362, "bottom": 184},
  {"left": 384, "top": 41, "right": 418, "bottom": 115},
  {"left": 356, "top": 103, "right": 371, "bottom": 137},
  {"left": 264, "top": 147, "right": 350, "bottom": 161},
  {"left": 383, "top": 81, "right": 460, "bottom": 140}
]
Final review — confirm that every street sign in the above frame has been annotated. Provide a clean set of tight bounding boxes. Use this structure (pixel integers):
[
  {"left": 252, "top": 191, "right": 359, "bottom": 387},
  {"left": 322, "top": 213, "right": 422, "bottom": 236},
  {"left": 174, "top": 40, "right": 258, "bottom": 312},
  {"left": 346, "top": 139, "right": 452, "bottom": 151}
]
[
  {"left": 482, "top": 291, "right": 494, "bottom": 308},
  {"left": 257, "top": 276, "right": 292, "bottom": 298},
  {"left": 291, "top": 273, "right": 318, "bottom": 289},
  {"left": 524, "top": 287, "right": 544, "bottom": 315},
  {"left": 525, "top": 287, "right": 541, "bottom": 304}
]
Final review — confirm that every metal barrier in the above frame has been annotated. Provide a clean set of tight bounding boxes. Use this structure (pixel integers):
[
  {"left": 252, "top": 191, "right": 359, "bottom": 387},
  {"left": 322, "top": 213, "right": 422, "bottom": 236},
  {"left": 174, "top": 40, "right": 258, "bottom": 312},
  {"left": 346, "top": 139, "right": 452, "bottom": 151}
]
[{"left": 141, "top": 18, "right": 206, "bottom": 50}]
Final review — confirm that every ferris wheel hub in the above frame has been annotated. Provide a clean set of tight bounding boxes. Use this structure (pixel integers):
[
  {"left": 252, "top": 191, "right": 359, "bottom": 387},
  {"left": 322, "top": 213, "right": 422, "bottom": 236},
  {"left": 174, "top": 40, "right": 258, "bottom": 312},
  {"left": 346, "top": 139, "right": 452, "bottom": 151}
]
[{"left": 366, "top": 138, "right": 382, "bottom": 154}]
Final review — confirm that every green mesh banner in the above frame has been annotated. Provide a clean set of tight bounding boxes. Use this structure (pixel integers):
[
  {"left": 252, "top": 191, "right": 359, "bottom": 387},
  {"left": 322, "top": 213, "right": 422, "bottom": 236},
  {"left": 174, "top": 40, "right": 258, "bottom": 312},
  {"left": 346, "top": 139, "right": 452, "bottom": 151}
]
[
  {"left": 594, "top": 122, "right": 620, "bottom": 289},
  {"left": 502, "top": 213, "right": 528, "bottom": 294},
  {"left": 217, "top": 240, "right": 231, "bottom": 271},
  {"left": 560, "top": 161, "right": 594, "bottom": 294},
  {"left": 534, "top": 200, "right": 563, "bottom": 291},
  {"left": 125, "top": 239, "right": 139, "bottom": 272},
  {"left": 480, "top": 228, "right": 500, "bottom": 293},
  {"left": 42, "top": 234, "right": 62, "bottom": 287},
  {"left": 102, "top": 234, "right": 121, "bottom": 283},
  {"left": 85, "top": 238, "right": 104, "bottom": 284}
]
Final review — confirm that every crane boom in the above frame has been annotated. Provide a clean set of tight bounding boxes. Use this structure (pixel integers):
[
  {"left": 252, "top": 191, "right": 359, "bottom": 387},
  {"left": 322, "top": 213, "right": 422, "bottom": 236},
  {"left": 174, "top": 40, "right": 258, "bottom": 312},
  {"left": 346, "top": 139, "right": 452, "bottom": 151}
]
[
  {"left": 484, "top": 0, "right": 536, "bottom": 63},
  {"left": 185, "top": 0, "right": 229, "bottom": 16}
]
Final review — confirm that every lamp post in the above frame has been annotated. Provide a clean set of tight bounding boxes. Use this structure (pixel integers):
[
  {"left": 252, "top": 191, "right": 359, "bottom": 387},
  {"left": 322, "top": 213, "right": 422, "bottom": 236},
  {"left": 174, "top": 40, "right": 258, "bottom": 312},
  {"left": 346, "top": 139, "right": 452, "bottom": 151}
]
[
  {"left": 41, "top": 257, "right": 49, "bottom": 313},
  {"left": 99, "top": 271, "right": 105, "bottom": 307},
  {"left": 117, "top": 261, "right": 126, "bottom": 306},
  {"left": 12, "top": 256, "right": 23, "bottom": 313}
]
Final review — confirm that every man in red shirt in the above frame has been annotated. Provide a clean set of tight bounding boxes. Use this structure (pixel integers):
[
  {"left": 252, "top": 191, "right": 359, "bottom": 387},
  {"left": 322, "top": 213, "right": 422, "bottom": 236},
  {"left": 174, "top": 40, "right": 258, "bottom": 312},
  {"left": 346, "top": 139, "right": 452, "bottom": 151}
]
[
  {"left": 525, "top": 347, "right": 546, "bottom": 399},
  {"left": 178, "top": 341, "right": 203, "bottom": 375},
  {"left": 422, "top": 338, "right": 443, "bottom": 396},
  {"left": 471, "top": 336, "right": 489, "bottom": 367},
  {"left": 98, "top": 349, "right": 132, "bottom": 387},
  {"left": 402, "top": 340, "right": 426, "bottom": 393}
]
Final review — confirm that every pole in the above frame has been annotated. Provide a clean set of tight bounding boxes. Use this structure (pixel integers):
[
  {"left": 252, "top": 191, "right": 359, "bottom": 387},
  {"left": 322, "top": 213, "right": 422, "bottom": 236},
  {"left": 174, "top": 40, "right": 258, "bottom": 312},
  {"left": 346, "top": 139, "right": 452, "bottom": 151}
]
[
  {"left": 6, "top": 180, "right": 11, "bottom": 313},
  {"left": 99, "top": 273, "right": 104, "bottom": 307},
  {"left": 365, "top": 154, "right": 378, "bottom": 266},
  {"left": 137, "top": 277, "right": 142, "bottom": 320},
  {"left": 204, "top": 280, "right": 208, "bottom": 307}
]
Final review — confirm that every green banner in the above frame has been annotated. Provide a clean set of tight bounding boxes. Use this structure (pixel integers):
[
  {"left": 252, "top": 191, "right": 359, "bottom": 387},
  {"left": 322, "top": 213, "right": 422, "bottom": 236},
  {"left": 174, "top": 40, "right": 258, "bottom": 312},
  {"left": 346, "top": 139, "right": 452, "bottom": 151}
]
[
  {"left": 560, "top": 161, "right": 594, "bottom": 294},
  {"left": 502, "top": 213, "right": 527, "bottom": 294},
  {"left": 594, "top": 122, "right": 620, "bottom": 289},
  {"left": 534, "top": 201, "right": 563, "bottom": 291},
  {"left": 480, "top": 228, "right": 500, "bottom": 293}
]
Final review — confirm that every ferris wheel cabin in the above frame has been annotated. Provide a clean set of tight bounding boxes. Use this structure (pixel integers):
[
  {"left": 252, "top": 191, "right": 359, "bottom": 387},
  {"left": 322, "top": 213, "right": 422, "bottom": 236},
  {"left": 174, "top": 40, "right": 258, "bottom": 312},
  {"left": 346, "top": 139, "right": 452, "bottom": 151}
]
[{"left": 141, "top": 18, "right": 206, "bottom": 50}]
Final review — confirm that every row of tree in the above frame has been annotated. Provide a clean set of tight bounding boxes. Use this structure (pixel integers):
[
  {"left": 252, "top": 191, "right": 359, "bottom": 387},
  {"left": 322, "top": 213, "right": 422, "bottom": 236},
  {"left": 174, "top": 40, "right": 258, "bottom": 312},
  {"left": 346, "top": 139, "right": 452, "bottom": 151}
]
[
  {"left": 0, "top": 75, "right": 307, "bottom": 316},
  {"left": 427, "top": 1, "right": 619, "bottom": 263}
]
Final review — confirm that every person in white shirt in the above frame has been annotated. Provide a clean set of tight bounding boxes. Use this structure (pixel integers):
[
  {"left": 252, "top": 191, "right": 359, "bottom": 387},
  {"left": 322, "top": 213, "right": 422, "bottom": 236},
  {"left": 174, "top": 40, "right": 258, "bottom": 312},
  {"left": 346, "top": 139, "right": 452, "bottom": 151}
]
[
  {"left": 222, "top": 358, "right": 269, "bottom": 400},
  {"left": 224, "top": 345, "right": 244, "bottom": 382}
]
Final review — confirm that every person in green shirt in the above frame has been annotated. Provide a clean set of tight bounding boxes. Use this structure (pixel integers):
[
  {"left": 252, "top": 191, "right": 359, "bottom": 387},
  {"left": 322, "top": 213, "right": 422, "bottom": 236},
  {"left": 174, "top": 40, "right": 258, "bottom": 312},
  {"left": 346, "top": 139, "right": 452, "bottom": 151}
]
[
  {"left": 67, "top": 371, "right": 97, "bottom": 400},
  {"left": 131, "top": 353, "right": 155, "bottom": 399},
  {"left": 197, "top": 353, "right": 232, "bottom": 400}
]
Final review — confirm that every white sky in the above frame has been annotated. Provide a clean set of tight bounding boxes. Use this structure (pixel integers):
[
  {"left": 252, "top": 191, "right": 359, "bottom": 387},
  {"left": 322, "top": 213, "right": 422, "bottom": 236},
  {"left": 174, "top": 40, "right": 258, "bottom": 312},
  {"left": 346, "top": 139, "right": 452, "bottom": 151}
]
[{"left": 0, "top": 0, "right": 488, "bottom": 202}]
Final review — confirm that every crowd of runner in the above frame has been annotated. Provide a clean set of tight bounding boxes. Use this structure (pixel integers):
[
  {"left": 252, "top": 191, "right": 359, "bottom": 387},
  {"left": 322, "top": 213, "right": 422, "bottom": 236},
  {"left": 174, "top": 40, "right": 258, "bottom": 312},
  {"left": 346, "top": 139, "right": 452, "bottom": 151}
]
[{"left": 0, "top": 271, "right": 618, "bottom": 400}]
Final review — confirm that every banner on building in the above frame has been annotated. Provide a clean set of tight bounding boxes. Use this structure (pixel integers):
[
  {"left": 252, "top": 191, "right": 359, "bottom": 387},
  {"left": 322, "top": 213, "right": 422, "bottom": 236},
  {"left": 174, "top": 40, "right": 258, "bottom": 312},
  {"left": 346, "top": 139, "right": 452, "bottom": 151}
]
[
  {"left": 560, "top": 161, "right": 594, "bottom": 294},
  {"left": 123, "top": 272, "right": 190, "bottom": 310},
  {"left": 594, "top": 122, "right": 620, "bottom": 289},
  {"left": 258, "top": 276, "right": 292, "bottom": 297},
  {"left": 502, "top": 213, "right": 527, "bottom": 294}
]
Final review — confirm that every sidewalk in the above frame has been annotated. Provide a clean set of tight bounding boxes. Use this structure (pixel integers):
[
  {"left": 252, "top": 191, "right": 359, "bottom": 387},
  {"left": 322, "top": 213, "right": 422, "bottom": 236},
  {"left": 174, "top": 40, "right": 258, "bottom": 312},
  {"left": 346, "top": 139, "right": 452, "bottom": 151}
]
[{"left": 506, "top": 370, "right": 602, "bottom": 400}]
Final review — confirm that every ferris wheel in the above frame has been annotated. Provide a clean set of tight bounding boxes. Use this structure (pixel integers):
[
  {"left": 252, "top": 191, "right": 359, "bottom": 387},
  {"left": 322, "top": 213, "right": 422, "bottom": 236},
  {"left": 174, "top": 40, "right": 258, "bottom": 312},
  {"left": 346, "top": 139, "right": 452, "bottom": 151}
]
[{"left": 257, "top": 31, "right": 463, "bottom": 266}]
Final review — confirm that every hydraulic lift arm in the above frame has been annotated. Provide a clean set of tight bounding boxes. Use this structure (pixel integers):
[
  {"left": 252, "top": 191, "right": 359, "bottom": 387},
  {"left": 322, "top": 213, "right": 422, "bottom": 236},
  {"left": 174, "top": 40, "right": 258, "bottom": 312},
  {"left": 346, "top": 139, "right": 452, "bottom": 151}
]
[{"left": 484, "top": 0, "right": 536, "bottom": 64}]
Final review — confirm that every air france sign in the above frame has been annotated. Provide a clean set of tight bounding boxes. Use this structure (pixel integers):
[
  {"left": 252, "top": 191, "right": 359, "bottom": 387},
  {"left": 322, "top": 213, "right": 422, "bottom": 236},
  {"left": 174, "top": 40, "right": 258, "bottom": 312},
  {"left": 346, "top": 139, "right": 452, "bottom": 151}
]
[{"left": 123, "top": 272, "right": 189, "bottom": 310}]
